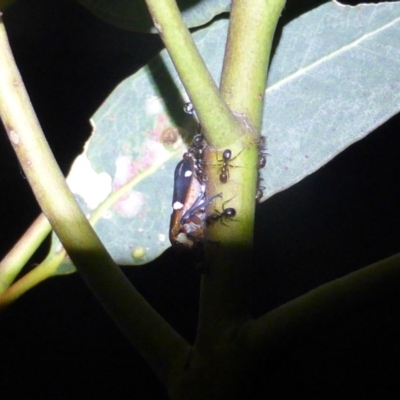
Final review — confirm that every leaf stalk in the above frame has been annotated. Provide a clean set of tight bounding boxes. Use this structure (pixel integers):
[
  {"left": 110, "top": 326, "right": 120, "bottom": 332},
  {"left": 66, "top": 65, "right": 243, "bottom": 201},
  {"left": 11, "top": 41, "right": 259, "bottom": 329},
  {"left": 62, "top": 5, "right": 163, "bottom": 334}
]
[{"left": 144, "top": 0, "right": 242, "bottom": 147}]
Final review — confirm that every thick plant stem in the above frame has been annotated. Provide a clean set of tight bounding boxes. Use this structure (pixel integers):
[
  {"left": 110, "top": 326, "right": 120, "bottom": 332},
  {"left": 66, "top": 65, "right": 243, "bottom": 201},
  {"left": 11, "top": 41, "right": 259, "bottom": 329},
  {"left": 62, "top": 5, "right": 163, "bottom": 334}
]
[
  {"left": 0, "top": 18, "right": 188, "bottom": 386},
  {"left": 198, "top": 1, "right": 285, "bottom": 333},
  {"left": 198, "top": 141, "right": 257, "bottom": 332},
  {"left": 221, "top": 0, "right": 286, "bottom": 133},
  {"left": 144, "top": 0, "right": 242, "bottom": 148}
]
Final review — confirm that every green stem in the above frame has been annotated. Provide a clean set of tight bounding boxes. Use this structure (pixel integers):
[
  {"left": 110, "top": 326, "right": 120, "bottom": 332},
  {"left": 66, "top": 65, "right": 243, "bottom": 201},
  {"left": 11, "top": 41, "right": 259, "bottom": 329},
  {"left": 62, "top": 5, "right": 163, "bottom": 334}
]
[
  {"left": 0, "top": 213, "right": 51, "bottom": 294},
  {"left": 0, "top": 17, "right": 187, "bottom": 386},
  {"left": 221, "top": 0, "right": 286, "bottom": 133},
  {"left": 197, "top": 0, "right": 285, "bottom": 336},
  {"left": 247, "top": 252, "right": 400, "bottom": 358},
  {"left": 144, "top": 0, "right": 241, "bottom": 147},
  {"left": 198, "top": 141, "right": 257, "bottom": 335},
  {"left": 0, "top": 249, "right": 65, "bottom": 311}
]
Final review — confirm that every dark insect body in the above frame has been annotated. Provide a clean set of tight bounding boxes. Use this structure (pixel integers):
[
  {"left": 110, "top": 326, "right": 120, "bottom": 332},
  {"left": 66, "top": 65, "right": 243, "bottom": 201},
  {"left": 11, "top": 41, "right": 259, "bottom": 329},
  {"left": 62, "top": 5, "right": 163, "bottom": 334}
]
[
  {"left": 257, "top": 136, "right": 268, "bottom": 170},
  {"left": 217, "top": 147, "right": 245, "bottom": 184},
  {"left": 256, "top": 136, "right": 267, "bottom": 202},
  {"left": 255, "top": 178, "right": 265, "bottom": 202},
  {"left": 258, "top": 155, "right": 267, "bottom": 169},
  {"left": 207, "top": 206, "right": 236, "bottom": 226},
  {"left": 185, "top": 133, "right": 206, "bottom": 182},
  {"left": 170, "top": 133, "right": 221, "bottom": 249},
  {"left": 207, "top": 196, "right": 237, "bottom": 226},
  {"left": 218, "top": 149, "right": 232, "bottom": 183}
]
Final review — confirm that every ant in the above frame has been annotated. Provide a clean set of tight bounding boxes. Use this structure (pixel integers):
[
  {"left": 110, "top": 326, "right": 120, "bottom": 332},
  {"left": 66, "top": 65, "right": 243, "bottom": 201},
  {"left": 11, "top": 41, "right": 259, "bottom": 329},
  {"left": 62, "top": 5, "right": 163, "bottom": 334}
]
[
  {"left": 182, "top": 133, "right": 206, "bottom": 182},
  {"left": 256, "top": 136, "right": 268, "bottom": 202},
  {"left": 258, "top": 135, "right": 268, "bottom": 169},
  {"left": 256, "top": 174, "right": 265, "bottom": 202},
  {"left": 218, "top": 148, "right": 243, "bottom": 184},
  {"left": 219, "top": 149, "right": 232, "bottom": 183},
  {"left": 206, "top": 199, "right": 236, "bottom": 226},
  {"left": 258, "top": 154, "right": 267, "bottom": 169},
  {"left": 218, "top": 141, "right": 266, "bottom": 184}
]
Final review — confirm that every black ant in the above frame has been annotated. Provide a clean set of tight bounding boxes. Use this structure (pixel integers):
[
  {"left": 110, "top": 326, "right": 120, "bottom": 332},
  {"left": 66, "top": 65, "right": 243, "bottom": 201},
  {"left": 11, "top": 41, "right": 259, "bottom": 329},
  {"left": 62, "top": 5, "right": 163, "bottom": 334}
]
[
  {"left": 219, "top": 149, "right": 232, "bottom": 183},
  {"left": 258, "top": 155, "right": 267, "bottom": 169},
  {"left": 182, "top": 133, "right": 206, "bottom": 182},
  {"left": 258, "top": 135, "right": 268, "bottom": 170},
  {"left": 218, "top": 140, "right": 265, "bottom": 183},
  {"left": 218, "top": 148, "right": 243, "bottom": 184},
  {"left": 256, "top": 136, "right": 268, "bottom": 202},
  {"left": 207, "top": 200, "right": 236, "bottom": 226},
  {"left": 256, "top": 174, "right": 265, "bottom": 202}
]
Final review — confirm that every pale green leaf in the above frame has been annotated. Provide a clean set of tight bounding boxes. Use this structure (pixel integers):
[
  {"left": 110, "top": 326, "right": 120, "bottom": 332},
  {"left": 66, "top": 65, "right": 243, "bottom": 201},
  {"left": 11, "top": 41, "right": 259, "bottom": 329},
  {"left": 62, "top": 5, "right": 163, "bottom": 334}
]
[{"left": 262, "top": 0, "right": 400, "bottom": 197}]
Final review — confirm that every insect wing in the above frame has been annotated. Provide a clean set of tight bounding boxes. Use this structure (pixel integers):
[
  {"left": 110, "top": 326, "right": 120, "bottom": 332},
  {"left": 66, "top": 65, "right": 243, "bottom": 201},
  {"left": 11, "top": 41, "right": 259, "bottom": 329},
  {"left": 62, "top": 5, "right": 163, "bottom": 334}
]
[
  {"left": 171, "top": 157, "right": 194, "bottom": 208},
  {"left": 170, "top": 156, "right": 198, "bottom": 246}
]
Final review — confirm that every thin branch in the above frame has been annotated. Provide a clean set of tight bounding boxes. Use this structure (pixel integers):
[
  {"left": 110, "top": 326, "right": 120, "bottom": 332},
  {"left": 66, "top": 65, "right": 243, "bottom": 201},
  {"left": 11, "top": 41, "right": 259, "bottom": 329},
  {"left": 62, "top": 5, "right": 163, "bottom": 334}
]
[
  {"left": 246, "top": 252, "right": 400, "bottom": 357},
  {"left": 0, "top": 213, "right": 50, "bottom": 294},
  {"left": 0, "top": 17, "right": 188, "bottom": 385},
  {"left": 0, "top": 249, "right": 65, "bottom": 311},
  {"left": 144, "top": 0, "right": 242, "bottom": 148}
]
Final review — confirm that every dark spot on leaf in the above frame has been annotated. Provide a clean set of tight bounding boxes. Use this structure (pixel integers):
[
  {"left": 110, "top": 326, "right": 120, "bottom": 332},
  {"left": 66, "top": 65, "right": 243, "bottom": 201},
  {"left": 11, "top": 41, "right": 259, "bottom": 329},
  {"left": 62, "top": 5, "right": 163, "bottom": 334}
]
[{"left": 161, "top": 127, "right": 180, "bottom": 145}]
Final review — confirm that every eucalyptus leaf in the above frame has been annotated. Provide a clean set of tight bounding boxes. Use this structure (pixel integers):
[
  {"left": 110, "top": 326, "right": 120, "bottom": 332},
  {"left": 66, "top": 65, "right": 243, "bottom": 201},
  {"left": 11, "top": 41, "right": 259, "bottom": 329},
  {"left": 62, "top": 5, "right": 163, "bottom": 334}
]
[
  {"left": 78, "top": 0, "right": 230, "bottom": 33},
  {"left": 51, "top": 0, "right": 400, "bottom": 271},
  {"left": 263, "top": 0, "right": 400, "bottom": 197}
]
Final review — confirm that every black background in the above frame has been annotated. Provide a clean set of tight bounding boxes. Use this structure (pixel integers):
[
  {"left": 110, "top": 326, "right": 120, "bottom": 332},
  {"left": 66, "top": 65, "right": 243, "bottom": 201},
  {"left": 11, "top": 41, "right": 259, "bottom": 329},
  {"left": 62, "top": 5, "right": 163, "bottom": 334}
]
[{"left": 1, "top": 0, "right": 399, "bottom": 398}]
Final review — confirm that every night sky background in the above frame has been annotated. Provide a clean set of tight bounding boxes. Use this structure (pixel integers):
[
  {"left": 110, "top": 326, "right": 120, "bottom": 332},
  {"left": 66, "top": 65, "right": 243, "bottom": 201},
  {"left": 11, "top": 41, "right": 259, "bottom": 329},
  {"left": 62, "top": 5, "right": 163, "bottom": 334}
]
[{"left": 1, "top": 0, "right": 399, "bottom": 398}]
